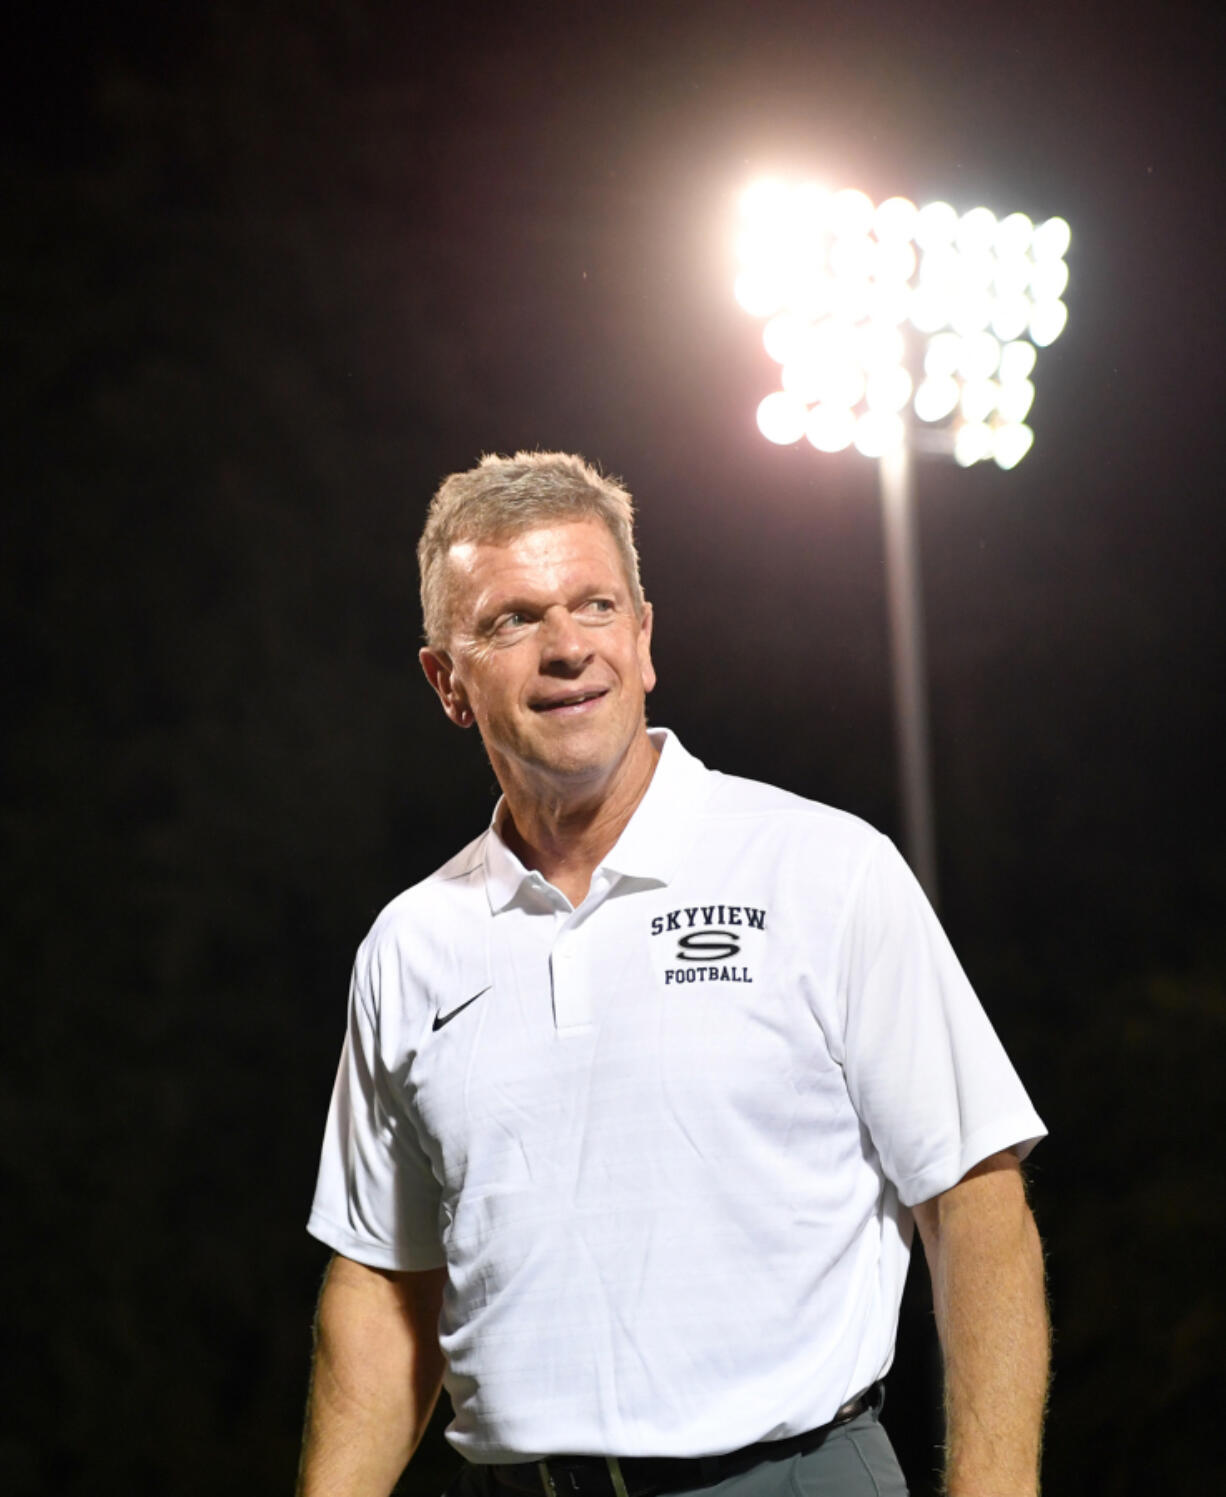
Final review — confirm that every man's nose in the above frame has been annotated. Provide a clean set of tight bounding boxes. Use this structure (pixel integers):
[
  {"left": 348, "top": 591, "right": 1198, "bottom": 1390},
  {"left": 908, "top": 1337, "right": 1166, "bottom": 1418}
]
[{"left": 539, "top": 607, "right": 593, "bottom": 672}]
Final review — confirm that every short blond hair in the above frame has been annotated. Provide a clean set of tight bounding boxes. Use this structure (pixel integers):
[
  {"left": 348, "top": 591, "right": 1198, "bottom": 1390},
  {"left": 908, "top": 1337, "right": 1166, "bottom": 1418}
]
[{"left": 417, "top": 451, "right": 645, "bottom": 646}]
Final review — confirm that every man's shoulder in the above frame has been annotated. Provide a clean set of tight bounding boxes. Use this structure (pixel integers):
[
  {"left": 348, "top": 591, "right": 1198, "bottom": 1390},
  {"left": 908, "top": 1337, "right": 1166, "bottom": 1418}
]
[
  {"left": 675, "top": 763, "right": 886, "bottom": 898},
  {"left": 702, "top": 763, "right": 879, "bottom": 846},
  {"left": 358, "top": 831, "right": 490, "bottom": 955}
]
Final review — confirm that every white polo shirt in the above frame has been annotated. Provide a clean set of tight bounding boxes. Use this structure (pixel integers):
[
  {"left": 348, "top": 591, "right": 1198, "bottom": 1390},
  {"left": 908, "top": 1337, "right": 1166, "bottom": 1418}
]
[{"left": 308, "top": 729, "right": 1045, "bottom": 1462}]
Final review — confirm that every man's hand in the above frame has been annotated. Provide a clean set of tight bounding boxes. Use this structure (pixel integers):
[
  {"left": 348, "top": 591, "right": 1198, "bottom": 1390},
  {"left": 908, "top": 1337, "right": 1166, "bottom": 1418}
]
[
  {"left": 297, "top": 1255, "right": 447, "bottom": 1497},
  {"left": 913, "top": 1151, "right": 1049, "bottom": 1497}
]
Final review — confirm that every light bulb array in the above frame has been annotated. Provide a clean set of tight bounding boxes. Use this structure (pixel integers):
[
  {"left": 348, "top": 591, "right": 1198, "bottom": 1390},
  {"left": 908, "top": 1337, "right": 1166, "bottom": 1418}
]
[{"left": 735, "top": 182, "right": 1069, "bottom": 469}]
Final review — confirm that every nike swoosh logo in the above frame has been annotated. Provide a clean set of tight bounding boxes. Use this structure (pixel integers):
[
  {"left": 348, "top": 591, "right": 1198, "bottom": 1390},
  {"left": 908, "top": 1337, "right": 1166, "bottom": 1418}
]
[{"left": 432, "top": 985, "right": 492, "bottom": 1031}]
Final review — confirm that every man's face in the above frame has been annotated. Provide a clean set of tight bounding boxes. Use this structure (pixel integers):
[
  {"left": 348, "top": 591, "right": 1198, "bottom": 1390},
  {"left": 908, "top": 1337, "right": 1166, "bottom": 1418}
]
[{"left": 420, "top": 518, "right": 656, "bottom": 797}]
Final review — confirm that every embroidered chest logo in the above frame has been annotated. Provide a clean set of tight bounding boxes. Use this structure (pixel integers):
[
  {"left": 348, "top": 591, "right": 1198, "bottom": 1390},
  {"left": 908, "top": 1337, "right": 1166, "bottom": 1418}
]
[{"left": 650, "top": 903, "right": 767, "bottom": 985}]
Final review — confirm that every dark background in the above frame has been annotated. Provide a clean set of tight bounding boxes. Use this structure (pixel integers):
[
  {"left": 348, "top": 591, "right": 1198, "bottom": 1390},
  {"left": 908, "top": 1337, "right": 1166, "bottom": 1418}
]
[{"left": 5, "top": 3, "right": 1224, "bottom": 1493}]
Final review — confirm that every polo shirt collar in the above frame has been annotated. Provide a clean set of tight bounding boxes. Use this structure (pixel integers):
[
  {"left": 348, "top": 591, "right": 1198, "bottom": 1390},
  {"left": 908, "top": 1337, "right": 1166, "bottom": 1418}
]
[{"left": 482, "top": 728, "right": 711, "bottom": 913}]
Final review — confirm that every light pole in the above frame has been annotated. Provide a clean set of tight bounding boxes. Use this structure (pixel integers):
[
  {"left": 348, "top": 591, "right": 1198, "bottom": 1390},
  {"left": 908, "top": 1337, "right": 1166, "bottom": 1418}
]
[
  {"left": 879, "top": 437, "right": 938, "bottom": 902},
  {"left": 735, "top": 183, "right": 1070, "bottom": 904}
]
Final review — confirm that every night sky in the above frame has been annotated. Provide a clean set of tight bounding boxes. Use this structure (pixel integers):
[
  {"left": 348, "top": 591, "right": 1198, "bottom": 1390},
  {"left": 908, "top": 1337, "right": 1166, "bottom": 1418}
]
[{"left": 6, "top": 3, "right": 1225, "bottom": 1493}]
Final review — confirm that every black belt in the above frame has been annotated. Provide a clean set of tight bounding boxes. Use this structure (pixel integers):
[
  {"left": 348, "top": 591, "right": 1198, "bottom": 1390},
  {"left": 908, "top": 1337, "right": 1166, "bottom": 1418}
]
[{"left": 486, "top": 1382, "right": 884, "bottom": 1497}]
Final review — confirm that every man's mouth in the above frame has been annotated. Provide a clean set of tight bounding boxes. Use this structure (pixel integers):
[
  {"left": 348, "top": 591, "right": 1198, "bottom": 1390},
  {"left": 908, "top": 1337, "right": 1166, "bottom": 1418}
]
[{"left": 530, "top": 688, "right": 608, "bottom": 713}]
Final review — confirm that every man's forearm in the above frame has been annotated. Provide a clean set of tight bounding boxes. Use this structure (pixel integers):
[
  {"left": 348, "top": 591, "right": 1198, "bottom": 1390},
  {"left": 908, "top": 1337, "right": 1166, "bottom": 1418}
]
[
  {"left": 297, "top": 1255, "right": 447, "bottom": 1497},
  {"left": 917, "top": 1154, "right": 1050, "bottom": 1497}
]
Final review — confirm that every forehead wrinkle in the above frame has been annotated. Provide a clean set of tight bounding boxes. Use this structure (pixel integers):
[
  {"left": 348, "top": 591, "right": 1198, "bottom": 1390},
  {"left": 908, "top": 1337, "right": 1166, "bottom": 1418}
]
[
  {"left": 472, "top": 579, "right": 625, "bottom": 643},
  {"left": 448, "top": 523, "right": 633, "bottom": 630}
]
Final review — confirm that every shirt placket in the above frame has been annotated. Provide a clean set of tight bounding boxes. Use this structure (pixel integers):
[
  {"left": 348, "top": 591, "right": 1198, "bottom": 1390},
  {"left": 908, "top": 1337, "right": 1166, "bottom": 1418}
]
[{"left": 549, "top": 871, "right": 616, "bottom": 1033}]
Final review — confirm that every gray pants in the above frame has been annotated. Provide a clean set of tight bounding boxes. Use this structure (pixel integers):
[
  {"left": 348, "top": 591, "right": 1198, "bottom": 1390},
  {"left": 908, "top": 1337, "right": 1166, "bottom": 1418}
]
[{"left": 449, "top": 1408, "right": 908, "bottom": 1497}]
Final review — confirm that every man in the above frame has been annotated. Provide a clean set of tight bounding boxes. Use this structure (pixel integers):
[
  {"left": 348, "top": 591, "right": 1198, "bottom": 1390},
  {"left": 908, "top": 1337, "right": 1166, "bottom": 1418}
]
[{"left": 299, "top": 451, "right": 1049, "bottom": 1497}]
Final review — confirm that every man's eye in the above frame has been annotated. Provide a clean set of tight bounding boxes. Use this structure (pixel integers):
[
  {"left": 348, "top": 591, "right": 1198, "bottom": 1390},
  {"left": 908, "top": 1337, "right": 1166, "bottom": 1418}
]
[
  {"left": 496, "top": 611, "right": 530, "bottom": 632},
  {"left": 584, "top": 598, "right": 614, "bottom": 615}
]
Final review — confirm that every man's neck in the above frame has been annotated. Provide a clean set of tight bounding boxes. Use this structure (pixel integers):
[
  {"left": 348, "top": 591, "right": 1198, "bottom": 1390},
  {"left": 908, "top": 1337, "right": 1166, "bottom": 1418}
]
[{"left": 496, "top": 732, "right": 660, "bottom": 907}]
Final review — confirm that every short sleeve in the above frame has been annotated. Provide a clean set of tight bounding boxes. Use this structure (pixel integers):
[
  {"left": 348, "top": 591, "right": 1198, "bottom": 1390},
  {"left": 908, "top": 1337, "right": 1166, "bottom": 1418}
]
[
  {"left": 834, "top": 835, "right": 1046, "bottom": 1207},
  {"left": 306, "top": 961, "right": 445, "bottom": 1270}
]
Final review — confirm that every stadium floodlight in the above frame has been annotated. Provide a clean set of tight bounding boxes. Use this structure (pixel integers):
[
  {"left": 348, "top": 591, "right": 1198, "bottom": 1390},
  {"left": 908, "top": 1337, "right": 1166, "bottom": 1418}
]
[
  {"left": 756, "top": 391, "right": 810, "bottom": 445},
  {"left": 735, "top": 177, "right": 1071, "bottom": 899},
  {"left": 737, "top": 180, "right": 1068, "bottom": 467}
]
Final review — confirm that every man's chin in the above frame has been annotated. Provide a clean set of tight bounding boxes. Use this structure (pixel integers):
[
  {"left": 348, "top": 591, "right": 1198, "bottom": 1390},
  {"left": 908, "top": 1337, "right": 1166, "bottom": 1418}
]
[
  {"left": 529, "top": 746, "right": 617, "bottom": 783},
  {"left": 504, "top": 728, "right": 635, "bottom": 788}
]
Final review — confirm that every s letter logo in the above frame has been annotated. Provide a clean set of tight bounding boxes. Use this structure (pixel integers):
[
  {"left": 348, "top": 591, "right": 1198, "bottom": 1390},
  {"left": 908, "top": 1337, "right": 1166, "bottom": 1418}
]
[{"left": 676, "top": 929, "right": 741, "bottom": 962}]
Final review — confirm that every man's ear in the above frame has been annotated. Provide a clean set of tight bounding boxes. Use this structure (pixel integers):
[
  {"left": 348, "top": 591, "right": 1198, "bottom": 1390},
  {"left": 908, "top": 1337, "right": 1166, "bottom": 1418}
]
[
  {"left": 419, "top": 647, "right": 475, "bottom": 728},
  {"left": 636, "top": 601, "right": 657, "bottom": 695}
]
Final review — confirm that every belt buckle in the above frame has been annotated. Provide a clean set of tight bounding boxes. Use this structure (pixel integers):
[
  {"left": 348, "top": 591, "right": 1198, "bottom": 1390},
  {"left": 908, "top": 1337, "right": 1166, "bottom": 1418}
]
[{"left": 537, "top": 1456, "right": 631, "bottom": 1497}]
